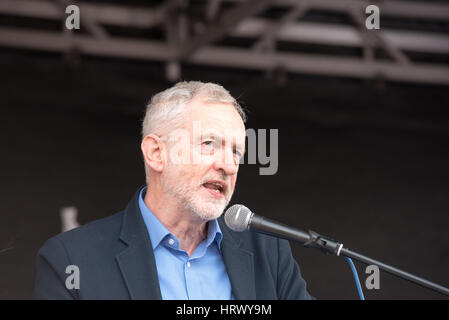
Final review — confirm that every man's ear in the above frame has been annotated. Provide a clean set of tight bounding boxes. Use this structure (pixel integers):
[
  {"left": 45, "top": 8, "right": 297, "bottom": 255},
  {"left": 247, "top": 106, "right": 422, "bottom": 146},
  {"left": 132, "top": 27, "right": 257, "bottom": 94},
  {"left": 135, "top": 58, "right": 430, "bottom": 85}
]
[{"left": 141, "top": 134, "right": 165, "bottom": 173}]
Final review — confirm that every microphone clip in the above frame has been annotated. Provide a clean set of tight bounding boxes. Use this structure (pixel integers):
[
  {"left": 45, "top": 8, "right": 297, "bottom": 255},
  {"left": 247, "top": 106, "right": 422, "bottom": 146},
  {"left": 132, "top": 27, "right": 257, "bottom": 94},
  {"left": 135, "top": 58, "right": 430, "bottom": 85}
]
[{"left": 303, "top": 230, "right": 344, "bottom": 256}]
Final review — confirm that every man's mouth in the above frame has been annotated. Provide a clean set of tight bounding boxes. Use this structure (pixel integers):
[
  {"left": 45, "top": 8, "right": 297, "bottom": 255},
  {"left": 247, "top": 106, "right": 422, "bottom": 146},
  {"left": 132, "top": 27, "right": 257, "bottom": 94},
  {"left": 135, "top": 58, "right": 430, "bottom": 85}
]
[{"left": 202, "top": 180, "right": 226, "bottom": 199}]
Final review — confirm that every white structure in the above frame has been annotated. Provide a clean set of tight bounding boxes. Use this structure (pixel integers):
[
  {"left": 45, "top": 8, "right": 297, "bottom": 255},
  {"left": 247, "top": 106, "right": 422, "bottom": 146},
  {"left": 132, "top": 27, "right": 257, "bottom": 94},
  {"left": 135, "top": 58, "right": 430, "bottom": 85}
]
[{"left": 0, "top": 0, "right": 448, "bottom": 85}]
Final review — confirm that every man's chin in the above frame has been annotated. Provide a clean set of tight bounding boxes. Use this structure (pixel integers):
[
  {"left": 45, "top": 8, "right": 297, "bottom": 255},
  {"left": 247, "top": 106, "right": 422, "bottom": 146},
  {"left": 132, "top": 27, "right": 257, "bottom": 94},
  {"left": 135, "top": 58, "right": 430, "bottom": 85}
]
[{"left": 190, "top": 202, "right": 226, "bottom": 221}]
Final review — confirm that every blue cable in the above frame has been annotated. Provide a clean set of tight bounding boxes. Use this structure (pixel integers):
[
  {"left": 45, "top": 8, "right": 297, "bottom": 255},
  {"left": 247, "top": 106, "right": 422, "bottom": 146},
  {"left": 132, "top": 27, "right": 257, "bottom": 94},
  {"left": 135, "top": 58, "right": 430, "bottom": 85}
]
[{"left": 345, "top": 256, "right": 365, "bottom": 300}]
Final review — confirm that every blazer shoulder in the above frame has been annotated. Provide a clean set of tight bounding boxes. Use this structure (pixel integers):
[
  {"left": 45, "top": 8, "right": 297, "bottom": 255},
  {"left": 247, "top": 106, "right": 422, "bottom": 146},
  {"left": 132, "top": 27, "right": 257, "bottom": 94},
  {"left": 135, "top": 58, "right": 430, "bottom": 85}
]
[
  {"left": 40, "top": 210, "right": 125, "bottom": 253},
  {"left": 34, "top": 210, "right": 127, "bottom": 300}
]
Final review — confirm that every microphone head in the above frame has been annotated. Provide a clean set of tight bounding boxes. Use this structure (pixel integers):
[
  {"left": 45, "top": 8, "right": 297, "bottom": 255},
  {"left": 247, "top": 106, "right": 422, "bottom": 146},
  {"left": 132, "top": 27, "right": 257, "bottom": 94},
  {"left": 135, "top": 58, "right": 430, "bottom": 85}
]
[{"left": 224, "top": 204, "right": 253, "bottom": 232}]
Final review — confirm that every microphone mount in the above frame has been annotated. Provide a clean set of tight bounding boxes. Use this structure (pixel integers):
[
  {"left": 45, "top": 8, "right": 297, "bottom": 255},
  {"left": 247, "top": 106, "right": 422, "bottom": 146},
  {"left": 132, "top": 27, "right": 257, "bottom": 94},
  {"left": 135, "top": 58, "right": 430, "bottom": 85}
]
[
  {"left": 303, "top": 230, "right": 344, "bottom": 256},
  {"left": 227, "top": 205, "right": 449, "bottom": 297}
]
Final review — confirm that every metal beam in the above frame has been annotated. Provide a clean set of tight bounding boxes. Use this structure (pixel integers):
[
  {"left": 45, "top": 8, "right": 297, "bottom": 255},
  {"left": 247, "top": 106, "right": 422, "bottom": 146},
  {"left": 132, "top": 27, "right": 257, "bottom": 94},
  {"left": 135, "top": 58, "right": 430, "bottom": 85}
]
[
  {"left": 177, "top": 0, "right": 274, "bottom": 59},
  {"left": 261, "top": 0, "right": 449, "bottom": 21},
  {"left": 0, "top": 27, "right": 448, "bottom": 86},
  {"left": 191, "top": 46, "right": 449, "bottom": 85},
  {"left": 348, "top": 6, "right": 410, "bottom": 66},
  {"left": 56, "top": 0, "right": 109, "bottom": 40},
  {"left": 205, "top": 0, "right": 222, "bottom": 22},
  {"left": 1, "top": 0, "right": 448, "bottom": 55},
  {"left": 0, "top": 0, "right": 179, "bottom": 29},
  {"left": 2, "top": 0, "right": 449, "bottom": 26},
  {"left": 0, "top": 27, "right": 175, "bottom": 60},
  {"left": 252, "top": 3, "right": 308, "bottom": 52},
  {"left": 233, "top": 19, "right": 449, "bottom": 55}
]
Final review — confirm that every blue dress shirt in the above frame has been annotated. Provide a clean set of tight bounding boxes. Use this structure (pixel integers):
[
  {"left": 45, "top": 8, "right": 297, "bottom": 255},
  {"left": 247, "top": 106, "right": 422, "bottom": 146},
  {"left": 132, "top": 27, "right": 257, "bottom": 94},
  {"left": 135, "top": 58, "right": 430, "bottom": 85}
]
[{"left": 138, "top": 187, "right": 234, "bottom": 300}]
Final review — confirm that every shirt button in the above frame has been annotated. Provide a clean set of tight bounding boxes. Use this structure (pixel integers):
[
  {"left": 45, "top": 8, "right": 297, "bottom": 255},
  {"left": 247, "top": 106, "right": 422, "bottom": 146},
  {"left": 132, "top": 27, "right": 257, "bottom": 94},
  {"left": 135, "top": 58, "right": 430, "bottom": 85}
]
[
  {"left": 168, "top": 238, "right": 175, "bottom": 246},
  {"left": 186, "top": 261, "right": 191, "bottom": 268}
]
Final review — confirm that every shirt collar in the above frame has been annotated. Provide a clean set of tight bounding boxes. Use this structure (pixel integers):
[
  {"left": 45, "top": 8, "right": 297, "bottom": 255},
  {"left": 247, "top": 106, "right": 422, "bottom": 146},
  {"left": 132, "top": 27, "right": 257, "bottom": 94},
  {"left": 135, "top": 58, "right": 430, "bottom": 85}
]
[{"left": 138, "top": 187, "right": 223, "bottom": 250}]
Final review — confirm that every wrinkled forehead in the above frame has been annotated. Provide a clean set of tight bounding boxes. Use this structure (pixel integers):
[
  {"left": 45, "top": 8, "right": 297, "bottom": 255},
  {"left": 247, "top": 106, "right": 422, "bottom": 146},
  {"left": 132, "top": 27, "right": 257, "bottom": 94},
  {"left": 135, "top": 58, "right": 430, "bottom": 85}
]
[{"left": 185, "top": 98, "right": 246, "bottom": 142}]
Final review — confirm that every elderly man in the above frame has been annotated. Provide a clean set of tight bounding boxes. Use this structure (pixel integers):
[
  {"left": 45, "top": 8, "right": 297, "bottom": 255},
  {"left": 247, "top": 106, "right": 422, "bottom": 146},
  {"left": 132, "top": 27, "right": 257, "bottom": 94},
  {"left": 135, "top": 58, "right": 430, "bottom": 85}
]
[{"left": 34, "top": 81, "right": 312, "bottom": 300}]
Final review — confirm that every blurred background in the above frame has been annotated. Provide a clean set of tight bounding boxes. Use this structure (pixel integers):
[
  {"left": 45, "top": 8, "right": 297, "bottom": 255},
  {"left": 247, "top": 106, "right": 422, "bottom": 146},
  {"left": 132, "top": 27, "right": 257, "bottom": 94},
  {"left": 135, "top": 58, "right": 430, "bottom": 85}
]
[{"left": 0, "top": 0, "right": 448, "bottom": 300}]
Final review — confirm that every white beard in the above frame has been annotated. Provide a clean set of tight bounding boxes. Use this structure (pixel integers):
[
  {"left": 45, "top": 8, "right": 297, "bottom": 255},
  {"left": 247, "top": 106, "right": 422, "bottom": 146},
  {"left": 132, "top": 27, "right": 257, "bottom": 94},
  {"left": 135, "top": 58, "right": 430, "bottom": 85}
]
[{"left": 161, "top": 166, "right": 232, "bottom": 221}]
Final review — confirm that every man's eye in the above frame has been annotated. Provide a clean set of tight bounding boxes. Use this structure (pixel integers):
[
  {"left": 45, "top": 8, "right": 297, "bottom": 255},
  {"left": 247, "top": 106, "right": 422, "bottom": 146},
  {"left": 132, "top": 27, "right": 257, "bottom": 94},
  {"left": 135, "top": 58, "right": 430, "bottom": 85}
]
[
  {"left": 202, "top": 141, "right": 215, "bottom": 149},
  {"left": 201, "top": 141, "right": 215, "bottom": 153}
]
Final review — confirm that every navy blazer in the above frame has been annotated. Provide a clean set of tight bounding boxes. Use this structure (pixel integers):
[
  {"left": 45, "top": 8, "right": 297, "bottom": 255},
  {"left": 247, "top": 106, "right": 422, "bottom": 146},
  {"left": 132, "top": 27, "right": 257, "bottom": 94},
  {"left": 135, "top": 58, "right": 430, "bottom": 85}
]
[{"left": 34, "top": 189, "right": 313, "bottom": 299}]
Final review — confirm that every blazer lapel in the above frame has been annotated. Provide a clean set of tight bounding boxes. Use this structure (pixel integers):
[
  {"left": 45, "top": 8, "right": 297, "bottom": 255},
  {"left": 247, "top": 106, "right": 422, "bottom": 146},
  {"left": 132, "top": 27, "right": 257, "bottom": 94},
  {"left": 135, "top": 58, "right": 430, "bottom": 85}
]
[
  {"left": 114, "top": 189, "right": 256, "bottom": 300},
  {"left": 116, "top": 188, "right": 162, "bottom": 300},
  {"left": 219, "top": 218, "right": 256, "bottom": 300}
]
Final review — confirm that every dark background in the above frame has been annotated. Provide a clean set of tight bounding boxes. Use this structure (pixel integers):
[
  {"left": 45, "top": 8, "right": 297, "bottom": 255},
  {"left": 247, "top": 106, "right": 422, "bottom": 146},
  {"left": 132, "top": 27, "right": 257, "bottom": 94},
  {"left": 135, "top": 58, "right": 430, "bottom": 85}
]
[{"left": 1, "top": 47, "right": 448, "bottom": 300}]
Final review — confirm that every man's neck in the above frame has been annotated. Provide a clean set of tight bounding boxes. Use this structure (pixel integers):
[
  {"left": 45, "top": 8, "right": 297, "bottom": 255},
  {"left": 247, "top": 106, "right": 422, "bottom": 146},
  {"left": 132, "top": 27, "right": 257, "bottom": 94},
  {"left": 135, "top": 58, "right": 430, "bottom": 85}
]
[{"left": 144, "top": 187, "right": 208, "bottom": 256}]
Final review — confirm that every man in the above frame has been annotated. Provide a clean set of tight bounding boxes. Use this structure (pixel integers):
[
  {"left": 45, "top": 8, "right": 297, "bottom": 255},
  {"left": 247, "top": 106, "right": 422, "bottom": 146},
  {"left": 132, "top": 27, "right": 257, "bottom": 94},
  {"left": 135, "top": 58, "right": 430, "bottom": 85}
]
[{"left": 34, "top": 81, "right": 313, "bottom": 299}]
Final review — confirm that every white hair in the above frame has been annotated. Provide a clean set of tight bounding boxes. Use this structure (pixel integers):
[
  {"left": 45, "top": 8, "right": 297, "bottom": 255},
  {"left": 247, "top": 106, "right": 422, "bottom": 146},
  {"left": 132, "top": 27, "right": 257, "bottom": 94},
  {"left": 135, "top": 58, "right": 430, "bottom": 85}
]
[
  {"left": 142, "top": 81, "right": 246, "bottom": 138},
  {"left": 141, "top": 81, "right": 247, "bottom": 182}
]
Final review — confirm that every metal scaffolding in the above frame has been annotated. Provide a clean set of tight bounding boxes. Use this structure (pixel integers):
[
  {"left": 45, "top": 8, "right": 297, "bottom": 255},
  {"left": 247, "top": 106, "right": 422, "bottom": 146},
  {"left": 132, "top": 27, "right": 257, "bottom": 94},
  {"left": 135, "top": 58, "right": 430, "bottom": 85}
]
[{"left": 0, "top": 0, "right": 448, "bottom": 85}]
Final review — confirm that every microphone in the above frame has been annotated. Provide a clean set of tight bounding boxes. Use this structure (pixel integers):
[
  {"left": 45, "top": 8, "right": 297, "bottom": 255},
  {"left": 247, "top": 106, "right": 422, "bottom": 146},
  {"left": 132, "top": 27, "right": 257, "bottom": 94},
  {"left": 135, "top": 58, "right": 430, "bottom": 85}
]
[
  {"left": 224, "top": 204, "right": 449, "bottom": 297},
  {"left": 224, "top": 204, "right": 344, "bottom": 256}
]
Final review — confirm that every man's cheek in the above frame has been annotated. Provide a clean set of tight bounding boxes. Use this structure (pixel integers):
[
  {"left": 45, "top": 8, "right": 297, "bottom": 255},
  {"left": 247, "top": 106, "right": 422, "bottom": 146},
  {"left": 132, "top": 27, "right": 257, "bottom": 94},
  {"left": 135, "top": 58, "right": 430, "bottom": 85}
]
[
  {"left": 227, "top": 183, "right": 236, "bottom": 196},
  {"left": 193, "top": 152, "right": 215, "bottom": 165}
]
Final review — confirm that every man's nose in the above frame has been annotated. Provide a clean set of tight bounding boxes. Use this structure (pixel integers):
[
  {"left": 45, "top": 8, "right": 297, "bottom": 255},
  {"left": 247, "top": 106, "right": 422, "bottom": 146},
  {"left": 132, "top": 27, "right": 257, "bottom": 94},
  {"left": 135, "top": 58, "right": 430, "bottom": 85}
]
[{"left": 213, "top": 147, "right": 239, "bottom": 176}]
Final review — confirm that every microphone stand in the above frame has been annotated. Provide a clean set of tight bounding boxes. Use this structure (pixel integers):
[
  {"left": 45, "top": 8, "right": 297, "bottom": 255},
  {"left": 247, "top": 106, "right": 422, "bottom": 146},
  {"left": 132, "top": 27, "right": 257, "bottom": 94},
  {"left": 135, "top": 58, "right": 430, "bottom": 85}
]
[
  {"left": 302, "top": 230, "right": 449, "bottom": 297},
  {"left": 247, "top": 214, "right": 449, "bottom": 297}
]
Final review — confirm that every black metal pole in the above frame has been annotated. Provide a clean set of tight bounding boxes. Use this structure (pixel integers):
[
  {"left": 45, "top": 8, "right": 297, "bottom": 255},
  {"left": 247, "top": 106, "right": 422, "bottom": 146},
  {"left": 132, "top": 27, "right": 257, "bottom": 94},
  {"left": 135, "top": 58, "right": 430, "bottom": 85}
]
[
  {"left": 340, "top": 247, "right": 449, "bottom": 297},
  {"left": 246, "top": 214, "right": 449, "bottom": 297}
]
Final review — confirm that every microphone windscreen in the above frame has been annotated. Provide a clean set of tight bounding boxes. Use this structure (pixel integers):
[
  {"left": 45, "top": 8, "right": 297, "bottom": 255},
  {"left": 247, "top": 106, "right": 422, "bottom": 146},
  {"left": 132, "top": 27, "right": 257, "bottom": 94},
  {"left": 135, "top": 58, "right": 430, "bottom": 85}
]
[{"left": 224, "top": 204, "right": 252, "bottom": 232}]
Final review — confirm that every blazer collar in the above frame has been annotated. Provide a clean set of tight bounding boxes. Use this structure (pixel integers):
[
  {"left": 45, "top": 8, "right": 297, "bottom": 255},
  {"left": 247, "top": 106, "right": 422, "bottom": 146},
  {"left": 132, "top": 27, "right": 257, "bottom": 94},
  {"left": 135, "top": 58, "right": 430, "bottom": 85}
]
[
  {"left": 115, "top": 187, "right": 256, "bottom": 300},
  {"left": 218, "top": 217, "right": 257, "bottom": 300},
  {"left": 116, "top": 187, "right": 162, "bottom": 300}
]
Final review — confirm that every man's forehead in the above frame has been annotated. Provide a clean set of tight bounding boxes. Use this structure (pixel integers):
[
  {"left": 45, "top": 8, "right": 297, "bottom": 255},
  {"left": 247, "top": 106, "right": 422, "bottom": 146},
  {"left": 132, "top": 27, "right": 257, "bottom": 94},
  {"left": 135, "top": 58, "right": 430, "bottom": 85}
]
[
  {"left": 199, "top": 128, "right": 245, "bottom": 140},
  {"left": 187, "top": 100, "right": 245, "bottom": 128},
  {"left": 188, "top": 97, "right": 241, "bottom": 119}
]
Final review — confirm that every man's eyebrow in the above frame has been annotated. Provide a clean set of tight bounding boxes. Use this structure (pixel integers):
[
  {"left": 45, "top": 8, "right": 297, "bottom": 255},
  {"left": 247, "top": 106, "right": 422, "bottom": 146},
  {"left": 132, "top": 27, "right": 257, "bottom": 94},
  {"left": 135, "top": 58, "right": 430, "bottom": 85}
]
[
  {"left": 199, "top": 132, "right": 222, "bottom": 141},
  {"left": 201, "top": 131, "right": 220, "bottom": 137},
  {"left": 199, "top": 132, "right": 245, "bottom": 152}
]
